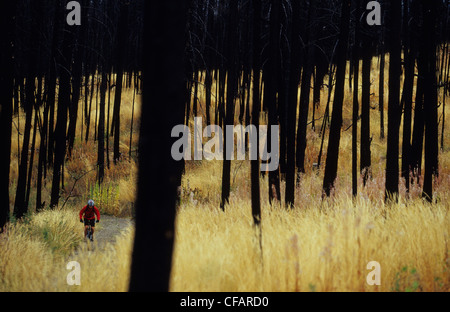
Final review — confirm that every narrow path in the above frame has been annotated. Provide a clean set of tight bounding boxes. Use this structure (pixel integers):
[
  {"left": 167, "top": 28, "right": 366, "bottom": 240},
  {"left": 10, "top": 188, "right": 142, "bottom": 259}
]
[
  {"left": 76, "top": 215, "right": 134, "bottom": 253},
  {"left": 94, "top": 215, "right": 134, "bottom": 248}
]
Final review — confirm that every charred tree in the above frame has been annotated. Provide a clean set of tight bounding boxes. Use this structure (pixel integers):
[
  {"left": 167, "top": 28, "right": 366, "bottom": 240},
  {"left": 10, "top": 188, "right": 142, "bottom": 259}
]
[
  {"left": 285, "top": 0, "right": 302, "bottom": 207},
  {"left": 322, "top": 0, "right": 351, "bottom": 197},
  {"left": 129, "top": 0, "right": 186, "bottom": 292},
  {"left": 50, "top": 25, "right": 73, "bottom": 208},
  {"left": 112, "top": 1, "right": 129, "bottom": 164},
  {"left": 221, "top": 0, "right": 239, "bottom": 210},
  {"left": 0, "top": 1, "right": 15, "bottom": 230},
  {"left": 385, "top": 0, "right": 402, "bottom": 202},
  {"left": 265, "top": 0, "right": 282, "bottom": 204},
  {"left": 251, "top": 0, "right": 262, "bottom": 223},
  {"left": 422, "top": 0, "right": 439, "bottom": 202}
]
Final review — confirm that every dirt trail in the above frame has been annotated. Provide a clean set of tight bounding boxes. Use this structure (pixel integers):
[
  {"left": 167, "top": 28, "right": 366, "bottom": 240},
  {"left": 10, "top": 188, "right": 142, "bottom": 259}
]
[
  {"left": 95, "top": 215, "right": 133, "bottom": 247},
  {"left": 78, "top": 215, "right": 134, "bottom": 252}
]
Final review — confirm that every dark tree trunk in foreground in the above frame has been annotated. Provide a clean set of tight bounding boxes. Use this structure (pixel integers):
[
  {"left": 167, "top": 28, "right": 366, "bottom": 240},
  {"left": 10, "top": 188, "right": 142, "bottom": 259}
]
[
  {"left": 385, "top": 0, "right": 402, "bottom": 202},
  {"left": 0, "top": 1, "right": 15, "bottom": 230},
  {"left": 322, "top": 0, "right": 351, "bottom": 197},
  {"left": 129, "top": 0, "right": 186, "bottom": 292}
]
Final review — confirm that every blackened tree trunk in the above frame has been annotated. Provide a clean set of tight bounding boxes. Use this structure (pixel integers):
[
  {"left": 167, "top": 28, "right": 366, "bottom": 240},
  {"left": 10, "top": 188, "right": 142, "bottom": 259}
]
[
  {"left": 67, "top": 10, "right": 87, "bottom": 157},
  {"left": 352, "top": 0, "right": 362, "bottom": 197},
  {"left": 378, "top": 7, "right": 386, "bottom": 140},
  {"left": 13, "top": 95, "right": 33, "bottom": 219},
  {"left": 0, "top": 1, "right": 15, "bottom": 230},
  {"left": 312, "top": 62, "right": 327, "bottom": 131},
  {"left": 265, "top": 0, "right": 282, "bottom": 204},
  {"left": 422, "top": 0, "right": 439, "bottom": 201},
  {"left": 411, "top": 49, "right": 425, "bottom": 181},
  {"left": 296, "top": 0, "right": 317, "bottom": 177},
  {"left": 85, "top": 72, "right": 95, "bottom": 142},
  {"left": 385, "top": 0, "right": 402, "bottom": 202},
  {"left": 360, "top": 6, "right": 373, "bottom": 186},
  {"left": 379, "top": 48, "right": 386, "bottom": 140},
  {"left": 14, "top": 33, "right": 38, "bottom": 219},
  {"left": 221, "top": 0, "right": 239, "bottom": 210},
  {"left": 129, "top": 0, "right": 186, "bottom": 292},
  {"left": 37, "top": 88, "right": 50, "bottom": 211},
  {"left": 285, "top": 0, "right": 302, "bottom": 207},
  {"left": 322, "top": 0, "right": 351, "bottom": 197},
  {"left": 98, "top": 70, "right": 107, "bottom": 184},
  {"left": 36, "top": 105, "right": 47, "bottom": 211},
  {"left": 50, "top": 27, "right": 72, "bottom": 208},
  {"left": 25, "top": 109, "right": 38, "bottom": 209},
  {"left": 251, "top": 0, "right": 262, "bottom": 223},
  {"left": 112, "top": 1, "right": 129, "bottom": 164},
  {"left": 47, "top": 2, "right": 64, "bottom": 167},
  {"left": 401, "top": 0, "right": 418, "bottom": 193}
]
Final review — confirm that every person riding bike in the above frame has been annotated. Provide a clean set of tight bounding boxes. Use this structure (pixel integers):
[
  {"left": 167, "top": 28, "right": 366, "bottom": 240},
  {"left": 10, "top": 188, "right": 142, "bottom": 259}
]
[{"left": 80, "top": 200, "right": 100, "bottom": 241}]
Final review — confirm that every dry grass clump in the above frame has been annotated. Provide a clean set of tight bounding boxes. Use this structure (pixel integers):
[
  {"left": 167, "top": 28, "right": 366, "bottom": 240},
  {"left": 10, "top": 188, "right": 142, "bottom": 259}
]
[
  {"left": 171, "top": 194, "right": 450, "bottom": 292},
  {"left": 0, "top": 208, "right": 82, "bottom": 291},
  {"left": 0, "top": 207, "right": 134, "bottom": 292}
]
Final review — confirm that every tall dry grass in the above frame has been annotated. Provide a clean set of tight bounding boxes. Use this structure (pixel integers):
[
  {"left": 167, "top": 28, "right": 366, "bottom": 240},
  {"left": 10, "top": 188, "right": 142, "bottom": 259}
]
[
  {"left": 2, "top": 54, "right": 450, "bottom": 292},
  {"left": 171, "top": 192, "right": 450, "bottom": 292},
  {"left": 0, "top": 207, "right": 134, "bottom": 292}
]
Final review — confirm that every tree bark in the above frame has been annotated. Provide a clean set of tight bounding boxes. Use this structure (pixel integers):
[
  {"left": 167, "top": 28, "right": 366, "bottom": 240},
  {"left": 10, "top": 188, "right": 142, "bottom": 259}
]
[
  {"left": 265, "top": 0, "right": 282, "bottom": 204},
  {"left": 129, "top": 0, "right": 186, "bottom": 292},
  {"left": 0, "top": 1, "right": 15, "bottom": 230},
  {"left": 285, "top": 0, "right": 302, "bottom": 207},
  {"left": 221, "top": 0, "right": 239, "bottom": 210},
  {"left": 360, "top": 4, "right": 373, "bottom": 186},
  {"left": 50, "top": 25, "right": 72, "bottom": 208},
  {"left": 385, "top": 0, "right": 402, "bottom": 202},
  {"left": 352, "top": 0, "right": 362, "bottom": 197},
  {"left": 112, "top": 1, "right": 129, "bottom": 164},
  {"left": 251, "top": 0, "right": 262, "bottom": 223},
  {"left": 422, "top": 0, "right": 439, "bottom": 201},
  {"left": 322, "top": 0, "right": 351, "bottom": 197}
]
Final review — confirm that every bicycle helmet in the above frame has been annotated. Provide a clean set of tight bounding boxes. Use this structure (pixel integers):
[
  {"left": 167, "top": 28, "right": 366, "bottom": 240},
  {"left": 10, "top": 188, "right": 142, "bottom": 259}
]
[{"left": 88, "top": 200, "right": 95, "bottom": 207}]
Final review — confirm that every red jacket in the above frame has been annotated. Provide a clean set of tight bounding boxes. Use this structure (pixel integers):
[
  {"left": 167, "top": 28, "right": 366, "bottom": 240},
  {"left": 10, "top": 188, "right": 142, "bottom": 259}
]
[{"left": 80, "top": 205, "right": 101, "bottom": 221}]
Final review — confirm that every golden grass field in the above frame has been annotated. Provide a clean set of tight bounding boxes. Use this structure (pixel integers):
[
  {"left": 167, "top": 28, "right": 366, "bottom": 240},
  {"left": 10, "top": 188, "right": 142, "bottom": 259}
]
[{"left": 1, "top": 57, "right": 450, "bottom": 292}]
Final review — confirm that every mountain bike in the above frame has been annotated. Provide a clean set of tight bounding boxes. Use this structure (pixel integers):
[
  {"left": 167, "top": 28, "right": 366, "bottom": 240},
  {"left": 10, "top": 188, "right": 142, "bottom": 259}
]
[
  {"left": 86, "top": 223, "right": 93, "bottom": 242},
  {"left": 82, "top": 220, "right": 94, "bottom": 242}
]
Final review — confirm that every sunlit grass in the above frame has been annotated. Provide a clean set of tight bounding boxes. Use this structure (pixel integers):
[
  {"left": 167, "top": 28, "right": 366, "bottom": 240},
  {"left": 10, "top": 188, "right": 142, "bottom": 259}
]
[
  {"left": 171, "top": 194, "right": 450, "bottom": 292},
  {"left": 2, "top": 53, "right": 450, "bottom": 292}
]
